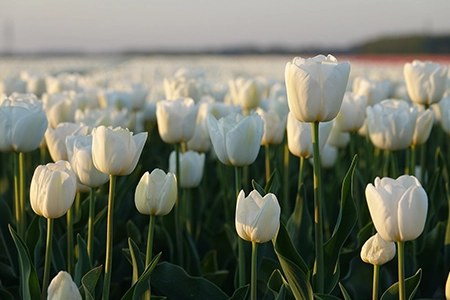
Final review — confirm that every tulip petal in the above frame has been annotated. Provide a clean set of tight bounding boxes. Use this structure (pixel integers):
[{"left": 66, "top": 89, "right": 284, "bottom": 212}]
[{"left": 397, "top": 186, "right": 428, "bottom": 241}]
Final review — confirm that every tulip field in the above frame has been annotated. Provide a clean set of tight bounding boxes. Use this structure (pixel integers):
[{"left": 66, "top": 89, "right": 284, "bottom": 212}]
[{"left": 1, "top": 54, "right": 450, "bottom": 300}]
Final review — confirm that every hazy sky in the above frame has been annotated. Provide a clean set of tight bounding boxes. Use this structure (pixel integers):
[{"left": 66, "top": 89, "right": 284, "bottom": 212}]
[{"left": 1, "top": 0, "right": 450, "bottom": 53}]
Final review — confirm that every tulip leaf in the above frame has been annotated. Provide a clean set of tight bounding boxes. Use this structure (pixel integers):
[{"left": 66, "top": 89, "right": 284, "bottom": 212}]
[
  {"left": 79, "top": 265, "right": 103, "bottom": 300},
  {"left": 0, "top": 288, "right": 14, "bottom": 300},
  {"left": 267, "top": 269, "right": 295, "bottom": 300},
  {"left": 74, "top": 234, "right": 92, "bottom": 286},
  {"left": 25, "top": 215, "right": 44, "bottom": 269},
  {"left": 150, "top": 261, "right": 229, "bottom": 300},
  {"left": 8, "top": 224, "right": 41, "bottom": 300},
  {"left": 380, "top": 268, "right": 422, "bottom": 300},
  {"left": 313, "top": 294, "right": 341, "bottom": 300},
  {"left": 126, "top": 237, "right": 145, "bottom": 284},
  {"left": 228, "top": 285, "right": 249, "bottom": 300},
  {"left": 272, "top": 222, "right": 313, "bottom": 300},
  {"left": 338, "top": 282, "right": 352, "bottom": 300},
  {"left": 121, "top": 252, "right": 161, "bottom": 300},
  {"left": 126, "top": 220, "right": 142, "bottom": 245},
  {"left": 322, "top": 155, "right": 358, "bottom": 293},
  {"left": 252, "top": 179, "right": 267, "bottom": 196}
]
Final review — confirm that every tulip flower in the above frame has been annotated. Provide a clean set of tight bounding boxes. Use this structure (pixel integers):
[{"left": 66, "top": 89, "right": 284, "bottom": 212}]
[
  {"left": 163, "top": 76, "right": 202, "bottom": 102},
  {"left": 404, "top": 60, "right": 448, "bottom": 106},
  {"left": 335, "top": 91, "right": 368, "bottom": 133},
  {"left": 235, "top": 189, "right": 280, "bottom": 300},
  {"left": 411, "top": 107, "right": 434, "bottom": 147},
  {"left": 0, "top": 96, "right": 48, "bottom": 153},
  {"left": 361, "top": 233, "right": 396, "bottom": 266},
  {"left": 135, "top": 169, "right": 177, "bottom": 216},
  {"left": 42, "top": 91, "right": 78, "bottom": 129},
  {"left": 45, "top": 122, "right": 89, "bottom": 162},
  {"left": 228, "top": 77, "right": 260, "bottom": 113},
  {"left": 352, "top": 76, "right": 392, "bottom": 107},
  {"left": 360, "top": 233, "right": 396, "bottom": 300},
  {"left": 207, "top": 112, "right": 264, "bottom": 167},
  {"left": 365, "top": 175, "right": 428, "bottom": 243},
  {"left": 91, "top": 125, "right": 147, "bottom": 176},
  {"left": 47, "top": 271, "right": 82, "bottom": 300},
  {"left": 256, "top": 107, "right": 287, "bottom": 146},
  {"left": 30, "top": 160, "right": 77, "bottom": 219},
  {"left": 285, "top": 54, "right": 350, "bottom": 123},
  {"left": 309, "top": 143, "right": 338, "bottom": 169},
  {"left": 366, "top": 99, "right": 418, "bottom": 151},
  {"left": 327, "top": 121, "right": 350, "bottom": 149},
  {"left": 169, "top": 150, "right": 205, "bottom": 189},
  {"left": 446, "top": 271, "right": 450, "bottom": 300},
  {"left": 286, "top": 112, "right": 332, "bottom": 158},
  {"left": 366, "top": 175, "right": 428, "bottom": 300},
  {"left": 156, "top": 97, "right": 198, "bottom": 144}
]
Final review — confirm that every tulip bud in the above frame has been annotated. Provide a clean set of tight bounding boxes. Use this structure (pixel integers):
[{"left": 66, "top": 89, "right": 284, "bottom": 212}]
[
  {"left": 91, "top": 126, "right": 147, "bottom": 176},
  {"left": 404, "top": 60, "right": 448, "bottom": 105},
  {"left": 285, "top": 54, "right": 350, "bottom": 123},
  {"left": 45, "top": 122, "right": 89, "bottom": 162},
  {"left": 365, "top": 175, "right": 428, "bottom": 242},
  {"left": 30, "top": 160, "right": 77, "bottom": 219},
  {"left": 366, "top": 99, "right": 417, "bottom": 151},
  {"left": 169, "top": 150, "right": 205, "bottom": 189},
  {"left": 235, "top": 190, "right": 281, "bottom": 243},
  {"left": 335, "top": 92, "right": 368, "bottom": 132},
  {"left": 47, "top": 271, "right": 82, "bottom": 300},
  {"left": 228, "top": 77, "right": 260, "bottom": 111},
  {"left": 360, "top": 233, "right": 396, "bottom": 266},
  {"left": 135, "top": 169, "right": 177, "bottom": 216},
  {"left": 411, "top": 107, "right": 434, "bottom": 146},
  {"left": 156, "top": 98, "right": 198, "bottom": 144},
  {"left": 256, "top": 107, "right": 287, "bottom": 146},
  {"left": 207, "top": 112, "right": 263, "bottom": 166}
]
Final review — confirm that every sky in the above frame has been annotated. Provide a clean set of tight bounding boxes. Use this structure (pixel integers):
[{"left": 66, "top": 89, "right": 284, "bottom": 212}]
[{"left": 1, "top": 0, "right": 450, "bottom": 53}]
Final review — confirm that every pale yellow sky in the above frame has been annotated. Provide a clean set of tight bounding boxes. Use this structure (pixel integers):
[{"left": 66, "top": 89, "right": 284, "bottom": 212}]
[{"left": 1, "top": 0, "right": 450, "bottom": 53}]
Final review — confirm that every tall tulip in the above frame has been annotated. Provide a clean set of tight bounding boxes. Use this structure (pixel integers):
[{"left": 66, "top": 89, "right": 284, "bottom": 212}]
[
  {"left": 30, "top": 160, "right": 77, "bottom": 299},
  {"left": 91, "top": 125, "right": 147, "bottom": 300},
  {"left": 366, "top": 175, "right": 428, "bottom": 300},
  {"left": 335, "top": 91, "right": 368, "bottom": 133},
  {"left": 404, "top": 60, "right": 448, "bottom": 106},
  {"left": 169, "top": 150, "right": 205, "bottom": 189},
  {"left": 135, "top": 168, "right": 177, "bottom": 296},
  {"left": 228, "top": 77, "right": 260, "bottom": 114},
  {"left": 285, "top": 54, "right": 350, "bottom": 123},
  {"left": 235, "top": 189, "right": 280, "bottom": 300}
]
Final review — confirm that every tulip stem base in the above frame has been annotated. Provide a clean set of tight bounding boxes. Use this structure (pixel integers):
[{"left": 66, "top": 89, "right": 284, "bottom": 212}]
[
  {"left": 14, "top": 153, "right": 21, "bottom": 239},
  {"left": 42, "top": 217, "right": 54, "bottom": 300},
  {"left": 144, "top": 214, "right": 155, "bottom": 300},
  {"left": 372, "top": 264, "right": 380, "bottom": 300},
  {"left": 103, "top": 174, "right": 116, "bottom": 300},
  {"left": 251, "top": 242, "right": 258, "bottom": 300},
  {"left": 235, "top": 166, "right": 246, "bottom": 287},
  {"left": 88, "top": 187, "right": 96, "bottom": 264},
  {"left": 397, "top": 241, "right": 406, "bottom": 300},
  {"left": 67, "top": 205, "right": 74, "bottom": 275},
  {"left": 283, "top": 138, "right": 291, "bottom": 217},
  {"left": 174, "top": 143, "right": 184, "bottom": 267},
  {"left": 312, "top": 121, "right": 324, "bottom": 293},
  {"left": 265, "top": 144, "right": 271, "bottom": 183},
  {"left": 19, "top": 152, "right": 25, "bottom": 239}
]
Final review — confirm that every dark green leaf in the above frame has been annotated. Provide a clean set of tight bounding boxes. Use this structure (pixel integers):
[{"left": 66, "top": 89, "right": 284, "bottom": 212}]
[
  {"left": 151, "top": 261, "right": 229, "bottom": 300},
  {"left": 228, "top": 285, "right": 249, "bottom": 300},
  {"left": 252, "top": 179, "right": 266, "bottom": 196},
  {"left": 126, "top": 220, "right": 142, "bottom": 245},
  {"left": 339, "top": 282, "right": 352, "bottom": 300},
  {"left": 79, "top": 265, "right": 103, "bottom": 300},
  {"left": 322, "top": 155, "right": 358, "bottom": 293},
  {"left": 380, "top": 269, "right": 422, "bottom": 300},
  {"left": 121, "top": 252, "right": 161, "bottom": 300},
  {"left": 272, "top": 223, "right": 313, "bottom": 300},
  {"left": 127, "top": 237, "right": 145, "bottom": 285},
  {"left": 8, "top": 224, "right": 41, "bottom": 300},
  {"left": 314, "top": 293, "right": 341, "bottom": 300},
  {"left": 74, "top": 234, "right": 92, "bottom": 286}
]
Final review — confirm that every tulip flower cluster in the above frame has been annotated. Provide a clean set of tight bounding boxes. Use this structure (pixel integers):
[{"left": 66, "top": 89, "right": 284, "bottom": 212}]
[{"left": 0, "top": 54, "right": 449, "bottom": 300}]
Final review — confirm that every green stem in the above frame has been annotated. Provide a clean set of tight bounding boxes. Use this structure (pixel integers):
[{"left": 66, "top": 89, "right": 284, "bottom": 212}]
[
  {"left": 410, "top": 145, "right": 416, "bottom": 176},
  {"left": 67, "top": 206, "right": 74, "bottom": 275},
  {"left": 88, "top": 187, "right": 96, "bottom": 264},
  {"left": 295, "top": 156, "right": 305, "bottom": 211},
  {"left": 311, "top": 121, "right": 324, "bottom": 293},
  {"left": 184, "top": 188, "right": 192, "bottom": 235},
  {"left": 283, "top": 137, "right": 291, "bottom": 218},
  {"left": 382, "top": 150, "right": 390, "bottom": 177},
  {"left": 372, "top": 264, "right": 380, "bottom": 300},
  {"left": 19, "top": 152, "right": 25, "bottom": 239},
  {"left": 144, "top": 214, "right": 156, "bottom": 300},
  {"left": 42, "top": 218, "right": 54, "bottom": 300},
  {"left": 397, "top": 241, "right": 406, "bottom": 300},
  {"left": 13, "top": 153, "right": 21, "bottom": 239},
  {"left": 102, "top": 174, "right": 116, "bottom": 300},
  {"left": 420, "top": 143, "right": 426, "bottom": 184},
  {"left": 235, "top": 166, "right": 246, "bottom": 287},
  {"left": 251, "top": 242, "right": 258, "bottom": 300},
  {"left": 265, "top": 144, "right": 271, "bottom": 183},
  {"left": 174, "top": 143, "right": 183, "bottom": 266}
]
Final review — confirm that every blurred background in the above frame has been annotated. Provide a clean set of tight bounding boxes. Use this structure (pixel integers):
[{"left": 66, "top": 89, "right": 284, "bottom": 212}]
[{"left": 1, "top": 0, "right": 450, "bottom": 55}]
